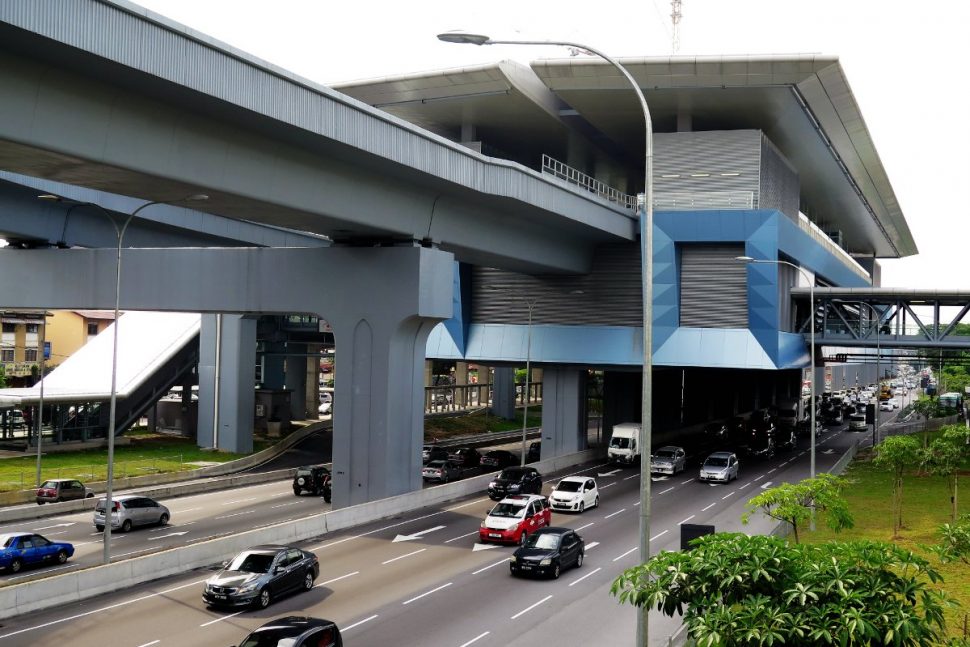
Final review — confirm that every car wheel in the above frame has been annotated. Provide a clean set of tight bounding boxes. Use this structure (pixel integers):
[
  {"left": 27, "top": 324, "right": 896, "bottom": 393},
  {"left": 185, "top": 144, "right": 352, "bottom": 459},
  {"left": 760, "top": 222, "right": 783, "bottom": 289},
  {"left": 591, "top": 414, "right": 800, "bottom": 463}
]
[
  {"left": 509, "top": 566, "right": 517, "bottom": 577},
  {"left": 56, "top": 550, "right": 68, "bottom": 564},
  {"left": 293, "top": 488, "right": 301, "bottom": 496},
  {"left": 86, "top": 493, "right": 94, "bottom": 498},
  {"left": 578, "top": 502, "right": 585, "bottom": 513},
  {"left": 324, "top": 493, "right": 332, "bottom": 504},
  {"left": 594, "top": 496, "right": 600, "bottom": 508},
  {"left": 519, "top": 531, "right": 528, "bottom": 546},
  {"left": 95, "top": 525, "right": 104, "bottom": 532},
  {"left": 303, "top": 571, "right": 314, "bottom": 591},
  {"left": 120, "top": 519, "right": 133, "bottom": 533},
  {"left": 159, "top": 513, "right": 169, "bottom": 526},
  {"left": 551, "top": 563, "right": 561, "bottom": 579},
  {"left": 10, "top": 558, "right": 22, "bottom": 573},
  {"left": 576, "top": 551, "right": 584, "bottom": 568},
  {"left": 256, "top": 588, "right": 271, "bottom": 609},
  {"left": 37, "top": 501, "right": 45, "bottom": 505}
]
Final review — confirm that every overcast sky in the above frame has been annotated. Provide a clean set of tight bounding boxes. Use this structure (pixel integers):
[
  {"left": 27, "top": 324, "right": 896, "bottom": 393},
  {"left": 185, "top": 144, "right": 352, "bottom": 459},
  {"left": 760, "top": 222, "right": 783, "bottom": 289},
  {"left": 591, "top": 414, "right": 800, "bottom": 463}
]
[{"left": 134, "top": 0, "right": 970, "bottom": 290}]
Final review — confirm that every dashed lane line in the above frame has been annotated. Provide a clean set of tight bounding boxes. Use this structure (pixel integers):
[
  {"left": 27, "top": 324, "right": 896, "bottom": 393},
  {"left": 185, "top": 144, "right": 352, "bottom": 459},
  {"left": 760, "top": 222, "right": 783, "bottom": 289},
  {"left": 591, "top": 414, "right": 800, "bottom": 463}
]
[
  {"left": 511, "top": 595, "right": 552, "bottom": 620},
  {"left": 569, "top": 567, "right": 602, "bottom": 587},
  {"left": 701, "top": 502, "right": 716, "bottom": 512},
  {"left": 678, "top": 515, "right": 695, "bottom": 525},
  {"left": 604, "top": 508, "right": 626, "bottom": 520},
  {"left": 382, "top": 548, "right": 426, "bottom": 565},
  {"left": 403, "top": 582, "right": 452, "bottom": 605},
  {"left": 342, "top": 615, "right": 378, "bottom": 632},
  {"left": 472, "top": 558, "right": 509, "bottom": 575},
  {"left": 459, "top": 632, "right": 490, "bottom": 647}
]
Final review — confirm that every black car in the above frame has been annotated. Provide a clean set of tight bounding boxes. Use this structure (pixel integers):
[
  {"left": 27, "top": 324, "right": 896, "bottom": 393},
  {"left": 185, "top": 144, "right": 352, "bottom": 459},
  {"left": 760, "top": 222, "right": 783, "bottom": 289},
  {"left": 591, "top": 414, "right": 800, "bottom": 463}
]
[
  {"left": 422, "top": 445, "right": 450, "bottom": 465},
  {"left": 703, "top": 421, "right": 728, "bottom": 444},
  {"left": 481, "top": 450, "right": 518, "bottom": 470},
  {"left": 203, "top": 545, "right": 319, "bottom": 609},
  {"left": 487, "top": 466, "right": 543, "bottom": 500},
  {"left": 510, "top": 527, "right": 584, "bottom": 579},
  {"left": 527, "top": 441, "right": 541, "bottom": 463},
  {"left": 293, "top": 465, "right": 332, "bottom": 503},
  {"left": 234, "top": 616, "right": 342, "bottom": 647},
  {"left": 774, "top": 425, "right": 797, "bottom": 451},
  {"left": 448, "top": 447, "right": 481, "bottom": 468},
  {"left": 797, "top": 417, "right": 823, "bottom": 439}
]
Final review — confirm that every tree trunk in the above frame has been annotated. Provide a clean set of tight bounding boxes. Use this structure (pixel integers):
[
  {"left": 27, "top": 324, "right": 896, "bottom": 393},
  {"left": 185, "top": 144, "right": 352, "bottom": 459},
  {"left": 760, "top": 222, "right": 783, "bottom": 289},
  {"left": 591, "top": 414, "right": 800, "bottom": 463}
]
[{"left": 952, "top": 474, "right": 959, "bottom": 524}]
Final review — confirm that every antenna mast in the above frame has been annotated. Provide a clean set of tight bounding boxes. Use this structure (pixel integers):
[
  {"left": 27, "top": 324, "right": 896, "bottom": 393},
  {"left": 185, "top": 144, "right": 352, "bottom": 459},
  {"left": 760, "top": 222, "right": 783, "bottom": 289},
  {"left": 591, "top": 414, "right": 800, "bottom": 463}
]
[{"left": 671, "top": 0, "right": 683, "bottom": 54}]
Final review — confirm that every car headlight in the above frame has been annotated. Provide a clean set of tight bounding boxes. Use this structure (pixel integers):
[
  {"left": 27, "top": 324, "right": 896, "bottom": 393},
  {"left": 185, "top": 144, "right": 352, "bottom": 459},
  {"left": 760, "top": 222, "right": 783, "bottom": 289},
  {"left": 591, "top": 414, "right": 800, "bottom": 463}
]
[
  {"left": 539, "top": 558, "right": 552, "bottom": 566},
  {"left": 509, "top": 556, "right": 517, "bottom": 563},
  {"left": 481, "top": 521, "right": 487, "bottom": 528},
  {"left": 236, "top": 583, "right": 259, "bottom": 594},
  {"left": 489, "top": 481, "right": 497, "bottom": 488}
]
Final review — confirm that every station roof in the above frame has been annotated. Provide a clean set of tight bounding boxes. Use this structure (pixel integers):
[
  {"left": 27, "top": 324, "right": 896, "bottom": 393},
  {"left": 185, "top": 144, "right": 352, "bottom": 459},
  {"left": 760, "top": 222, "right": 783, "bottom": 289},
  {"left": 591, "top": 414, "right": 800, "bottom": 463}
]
[{"left": 338, "top": 54, "right": 916, "bottom": 259}]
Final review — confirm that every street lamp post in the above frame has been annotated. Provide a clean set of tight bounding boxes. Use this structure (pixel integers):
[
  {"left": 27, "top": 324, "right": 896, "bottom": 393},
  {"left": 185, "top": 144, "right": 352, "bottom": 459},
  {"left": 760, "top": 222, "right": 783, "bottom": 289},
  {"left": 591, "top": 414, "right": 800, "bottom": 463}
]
[
  {"left": 440, "top": 32, "right": 654, "bottom": 644},
  {"left": 35, "top": 315, "right": 48, "bottom": 487},
  {"left": 38, "top": 193, "right": 207, "bottom": 563},
  {"left": 737, "top": 257, "right": 816, "bottom": 483}
]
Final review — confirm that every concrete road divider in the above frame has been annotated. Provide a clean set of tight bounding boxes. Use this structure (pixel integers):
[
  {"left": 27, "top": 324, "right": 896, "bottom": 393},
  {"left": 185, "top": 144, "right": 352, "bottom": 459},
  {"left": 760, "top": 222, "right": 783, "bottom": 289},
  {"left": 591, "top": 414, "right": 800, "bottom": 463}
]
[{"left": 0, "top": 448, "right": 604, "bottom": 620}]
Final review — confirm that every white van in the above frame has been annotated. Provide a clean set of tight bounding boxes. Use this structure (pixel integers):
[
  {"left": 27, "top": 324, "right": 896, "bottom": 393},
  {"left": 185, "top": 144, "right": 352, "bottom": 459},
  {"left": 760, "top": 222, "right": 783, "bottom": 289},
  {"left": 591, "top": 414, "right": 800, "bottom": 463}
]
[{"left": 608, "top": 422, "right": 641, "bottom": 465}]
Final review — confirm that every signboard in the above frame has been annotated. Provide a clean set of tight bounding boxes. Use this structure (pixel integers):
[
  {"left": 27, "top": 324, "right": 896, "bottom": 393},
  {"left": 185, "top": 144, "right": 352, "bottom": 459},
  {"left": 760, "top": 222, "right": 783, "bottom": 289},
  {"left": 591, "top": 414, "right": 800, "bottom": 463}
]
[{"left": 43, "top": 341, "right": 51, "bottom": 360}]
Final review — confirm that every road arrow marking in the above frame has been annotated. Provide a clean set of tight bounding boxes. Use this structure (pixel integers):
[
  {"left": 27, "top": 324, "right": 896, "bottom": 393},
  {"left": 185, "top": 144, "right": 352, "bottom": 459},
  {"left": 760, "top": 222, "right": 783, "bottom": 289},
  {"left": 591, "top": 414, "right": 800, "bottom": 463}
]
[
  {"left": 760, "top": 481, "right": 773, "bottom": 490},
  {"left": 148, "top": 531, "right": 188, "bottom": 541},
  {"left": 393, "top": 525, "right": 446, "bottom": 542},
  {"left": 33, "top": 522, "right": 75, "bottom": 531},
  {"left": 597, "top": 469, "right": 622, "bottom": 477},
  {"left": 472, "top": 542, "right": 500, "bottom": 552},
  {"left": 822, "top": 449, "right": 835, "bottom": 455}
]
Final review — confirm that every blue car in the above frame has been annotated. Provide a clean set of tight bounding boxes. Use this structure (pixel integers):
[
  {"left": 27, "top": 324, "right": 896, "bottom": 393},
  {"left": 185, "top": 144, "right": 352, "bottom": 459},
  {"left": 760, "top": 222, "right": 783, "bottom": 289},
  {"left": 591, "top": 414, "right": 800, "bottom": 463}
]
[{"left": 0, "top": 532, "right": 74, "bottom": 573}]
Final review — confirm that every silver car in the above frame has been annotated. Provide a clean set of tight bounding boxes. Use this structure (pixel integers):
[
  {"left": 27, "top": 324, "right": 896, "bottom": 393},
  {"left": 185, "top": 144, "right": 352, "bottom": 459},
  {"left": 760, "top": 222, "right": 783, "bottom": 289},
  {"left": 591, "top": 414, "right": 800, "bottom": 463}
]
[
  {"left": 94, "top": 495, "right": 170, "bottom": 532},
  {"left": 698, "top": 452, "right": 739, "bottom": 483},
  {"left": 650, "top": 446, "right": 686, "bottom": 475}
]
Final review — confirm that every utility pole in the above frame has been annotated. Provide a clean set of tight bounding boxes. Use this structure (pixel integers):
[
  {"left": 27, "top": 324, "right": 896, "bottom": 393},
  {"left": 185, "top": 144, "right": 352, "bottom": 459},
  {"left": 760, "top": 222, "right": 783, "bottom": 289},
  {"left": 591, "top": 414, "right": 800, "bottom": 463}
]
[{"left": 671, "top": 0, "right": 683, "bottom": 53}]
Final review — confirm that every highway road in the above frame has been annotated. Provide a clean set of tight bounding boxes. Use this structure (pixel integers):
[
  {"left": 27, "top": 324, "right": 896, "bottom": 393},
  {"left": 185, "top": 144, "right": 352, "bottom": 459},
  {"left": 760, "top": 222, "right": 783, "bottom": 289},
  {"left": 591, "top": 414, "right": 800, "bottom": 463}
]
[{"left": 0, "top": 424, "right": 866, "bottom": 647}]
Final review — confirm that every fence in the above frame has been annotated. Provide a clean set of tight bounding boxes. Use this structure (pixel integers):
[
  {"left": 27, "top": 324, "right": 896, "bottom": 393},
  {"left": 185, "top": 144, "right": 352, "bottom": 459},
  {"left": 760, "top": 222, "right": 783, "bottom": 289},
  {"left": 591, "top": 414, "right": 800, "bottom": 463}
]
[
  {"left": 424, "top": 382, "right": 542, "bottom": 414},
  {"left": 0, "top": 454, "right": 190, "bottom": 492}
]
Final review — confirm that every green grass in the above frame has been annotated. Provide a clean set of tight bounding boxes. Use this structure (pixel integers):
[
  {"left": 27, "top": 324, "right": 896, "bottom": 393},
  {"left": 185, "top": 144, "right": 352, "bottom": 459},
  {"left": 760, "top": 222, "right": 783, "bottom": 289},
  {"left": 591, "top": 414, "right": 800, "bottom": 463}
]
[
  {"left": 424, "top": 407, "right": 542, "bottom": 441},
  {"left": 804, "top": 442, "right": 970, "bottom": 640},
  {"left": 0, "top": 434, "right": 273, "bottom": 492}
]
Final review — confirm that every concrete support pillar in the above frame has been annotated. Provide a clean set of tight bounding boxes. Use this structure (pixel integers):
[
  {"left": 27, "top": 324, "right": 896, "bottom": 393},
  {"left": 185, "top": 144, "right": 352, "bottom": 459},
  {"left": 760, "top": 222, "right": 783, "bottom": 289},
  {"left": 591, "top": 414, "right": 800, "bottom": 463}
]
[
  {"left": 285, "top": 342, "right": 308, "bottom": 420},
  {"left": 455, "top": 361, "right": 469, "bottom": 406},
  {"left": 198, "top": 314, "right": 257, "bottom": 454},
  {"left": 262, "top": 341, "right": 285, "bottom": 389},
  {"left": 424, "top": 360, "right": 433, "bottom": 388},
  {"left": 540, "top": 368, "right": 587, "bottom": 461},
  {"left": 327, "top": 246, "right": 452, "bottom": 508},
  {"left": 491, "top": 367, "right": 517, "bottom": 420},
  {"left": 306, "top": 343, "right": 321, "bottom": 418}
]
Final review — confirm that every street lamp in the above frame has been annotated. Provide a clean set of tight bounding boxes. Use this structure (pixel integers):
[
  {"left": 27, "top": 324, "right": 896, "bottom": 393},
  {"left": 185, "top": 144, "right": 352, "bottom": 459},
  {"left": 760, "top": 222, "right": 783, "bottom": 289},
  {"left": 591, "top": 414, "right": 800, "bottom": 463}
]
[
  {"left": 736, "top": 256, "right": 816, "bottom": 482},
  {"left": 439, "top": 31, "right": 654, "bottom": 643},
  {"left": 38, "top": 192, "right": 208, "bottom": 563},
  {"left": 34, "top": 313, "right": 49, "bottom": 487}
]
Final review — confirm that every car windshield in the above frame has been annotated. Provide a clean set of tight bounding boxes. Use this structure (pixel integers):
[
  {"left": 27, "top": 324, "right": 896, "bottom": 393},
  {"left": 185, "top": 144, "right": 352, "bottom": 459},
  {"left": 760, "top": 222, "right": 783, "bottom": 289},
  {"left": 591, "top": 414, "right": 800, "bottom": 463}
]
[
  {"left": 654, "top": 450, "right": 676, "bottom": 460},
  {"left": 526, "top": 533, "right": 561, "bottom": 550},
  {"left": 555, "top": 480, "right": 582, "bottom": 492},
  {"left": 610, "top": 437, "right": 630, "bottom": 449},
  {"left": 704, "top": 457, "right": 729, "bottom": 468},
  {"left": 425, "top": 461, "right": 445, "bottom": 469},
  {"left": 239, "top": 628, "right": 302, "bottom": 647},
  {"left": 226, "top": 552, "right": 275, "bottom": 574},
  {"left": 39, "top": 480, "right": 58, "bottom": 489},
  {"left": 499, "top": 468, "right": 525, "bottom": 480},
  {"left": 489, "top": 503, "right": 526, "bottom": 518}
]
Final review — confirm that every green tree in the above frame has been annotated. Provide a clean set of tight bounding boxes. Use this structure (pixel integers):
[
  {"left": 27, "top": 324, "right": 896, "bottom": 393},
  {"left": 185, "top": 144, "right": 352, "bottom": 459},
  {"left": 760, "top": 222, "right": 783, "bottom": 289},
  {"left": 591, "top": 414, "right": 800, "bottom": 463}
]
[
  {"left": 741, "top": 473, "right": 853, "bottom": 544},
  {"left": 912, "top": 396, "right": 938, "bottom": 421},
  {"left": 611, "top": 533, "right": 952, "bottom": 646},
  {"left": 0, "top": 364, "right": 6, "bottom": 388},
  {"left": 932, "top": 514, "right": 970, "bottom": 566},
  {"left": 873, "top": 435, "right": 921, "bottom": 536},
  {"left": 922, "top": 426, "right": 970, "bottom": 522}
]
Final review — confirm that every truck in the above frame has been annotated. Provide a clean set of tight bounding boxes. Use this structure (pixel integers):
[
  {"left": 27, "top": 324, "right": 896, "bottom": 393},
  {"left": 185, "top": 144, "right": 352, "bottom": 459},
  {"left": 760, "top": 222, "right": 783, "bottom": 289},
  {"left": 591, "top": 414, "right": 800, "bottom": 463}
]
[{"left": 608, "top": 422, "right": 641, "bottom": 465}]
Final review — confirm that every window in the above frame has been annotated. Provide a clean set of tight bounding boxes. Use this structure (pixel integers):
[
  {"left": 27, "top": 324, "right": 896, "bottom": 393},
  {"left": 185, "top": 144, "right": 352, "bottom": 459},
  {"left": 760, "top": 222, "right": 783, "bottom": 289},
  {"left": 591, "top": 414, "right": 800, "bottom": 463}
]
[
  {"left": 25, "top": 324, "right": 38, "bottom": 334},
  {"left": 0, "top": 349, "right": 12, "bottom": 362},
  {"left": 24, "top": 349, "right": 37, "bottom": 362},
  {"left": 87, "top": 323, "right": 99, "bottom": 336},
  {"left": 1, "top": 323, "right": 14, "bottom": 333}
]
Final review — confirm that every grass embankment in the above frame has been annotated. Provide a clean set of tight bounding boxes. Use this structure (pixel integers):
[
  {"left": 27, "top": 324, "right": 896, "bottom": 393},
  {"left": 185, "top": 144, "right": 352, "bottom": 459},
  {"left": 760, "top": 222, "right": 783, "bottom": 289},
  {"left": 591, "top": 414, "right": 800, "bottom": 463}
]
[
  {"left": 0, "top": 434, "right": 272, "bottom": 492},
  {"left": 805, "top": 439, "right": 970, "bottom": 640},
  {"left": 424, "top": 408, "right": 542, "bottom": 442}
]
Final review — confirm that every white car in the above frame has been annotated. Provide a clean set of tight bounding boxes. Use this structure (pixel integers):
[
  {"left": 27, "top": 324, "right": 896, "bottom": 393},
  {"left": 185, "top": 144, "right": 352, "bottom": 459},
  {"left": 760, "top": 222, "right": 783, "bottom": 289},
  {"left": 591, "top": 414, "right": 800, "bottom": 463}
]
[
  {"left": 650, "top": 446, "right": 687, "bottom": 475},
  {"left": 318, "top": 401, "right": 332, "bottom": 416},
  {"left": 698, "top": 452, "right": 739, "bottom": 483},
  {"left": 549, "top": 476, "right": 599, "bottom": 513}
]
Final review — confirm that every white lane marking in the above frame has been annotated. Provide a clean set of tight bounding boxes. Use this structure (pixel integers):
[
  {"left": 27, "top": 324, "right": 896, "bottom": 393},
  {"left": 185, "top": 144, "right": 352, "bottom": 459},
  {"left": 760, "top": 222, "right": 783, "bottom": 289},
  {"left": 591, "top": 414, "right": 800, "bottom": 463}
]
[
  {"left": 172, "top": 507, "right": 201, "bottom": 514},
  {"left": 0, "top": 579, "right": 206, "bottom": 639},
  {"left": 214, "top": 510, "right": 255, "bottom": 520},
  {"left": 219, "top": 498, "right": 257, "bottom": 506},
  {"left": 342, "top": 614, "right": 378, "bottom": 632},
  {"left": 200, "top": 610, "right": 245, "bottom": 627},
  {"left": 721, "top": 491, "right": 736, "bottom": 500},
  {"left": 760, "top": 482, "right": 774, "bottom": 490},
  {"left": 472, "top": 558, "right": 509, "bottom": 575},
  {"left": 511, "top": 595, "right": 553, "bottom": 620},
  {"left": 585, "top": 541, "right": 600, "bottom": 550},
  {"left": 681, "top": 478, "right": 695, "bottom": 484},
  {"left": 597, "top": 469, "right": 622, "bottom": 477},
  {"left": 767, "top": 468, "right": 777, "bottom": 474},
  {"left": 382, "top": 548, "right": 426, "bottom": 565},
  {"left": 624, "top": 474, "right": 639, "bottom": 480},
  {"left": 393, "top": 525, "right": 446, "bottom": 542},
  {"left": 753, "top": 475, "right": 765, "bottom": 481},
  {"left": 445, "top": 531, "right": 479, "bottom": 543},
  {"left": 575, "top": 522, "right": 595, "bottom": 531},
  {"left": 5, "top": 563, "right": 78, "bottom": 581},
  {"left": 633, "top": 501, "right": 640, "bottom": 506},
  {"left": 569, "top": 566, "right": 602, "bottom": 586},
  {"left": 271, "top": 501, "right": 301, "bottom": 509},
  {"left": 32, "top": 522, "right": 75, "bottom": 531},
  {"left": 472, "top": 542, "right": 500, "bottom": 552},
  {"left": 115, "top": 548, "right": 154, "bottom": 558},
  {"left": 312, "top": 506, "right": 467, "bottom": 550},
  {"left": 459, "top": 631, "right": 490, "bottom": 647},
  {"left": 651, "top": 530, "right": 669, "bottom": 542},
  {"left": 739, "top": 482, "right": 752, "bottom": 489},
  {"left": 402, "top": 582, "right": 452, "bottom": 605},
  {"left": 319, "top": 571, "right": 358, "bottom": 586},
  {"left": 136, "top": 641, "right": 160, "bottom": 647},
  {"left": 678, "top": 515, "right": 695, "bottom": 525},
  {"left": 701, "top": 502, "right": 716, "bottom": 512},
  {"left": 604, "top": 508, "right": 626, "bottom": 519},
  {"left": 658, "top": 487, "right": 674, "bottom": 495},
  {"left": 148, "top": 531, "right": 188, "bottom": 541},
  {"left": 599, "top": 483, "right": 616, "bottom": 489},
  {"left": 612, "top": 547, "right": 638, "bottom": 562},
  {"left": 150, "top": 522, "right": 195, "bottom": 532},
  {"left": 267, "top": 491, "right": 289, "bottom": 498}
]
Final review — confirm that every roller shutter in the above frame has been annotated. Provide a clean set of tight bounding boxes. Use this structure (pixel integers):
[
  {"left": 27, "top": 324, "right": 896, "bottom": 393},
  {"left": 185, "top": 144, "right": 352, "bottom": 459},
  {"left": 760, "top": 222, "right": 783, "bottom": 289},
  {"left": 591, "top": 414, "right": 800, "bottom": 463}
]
[{"left": 679, "top": 244, "right": 747, "bottom": 328}]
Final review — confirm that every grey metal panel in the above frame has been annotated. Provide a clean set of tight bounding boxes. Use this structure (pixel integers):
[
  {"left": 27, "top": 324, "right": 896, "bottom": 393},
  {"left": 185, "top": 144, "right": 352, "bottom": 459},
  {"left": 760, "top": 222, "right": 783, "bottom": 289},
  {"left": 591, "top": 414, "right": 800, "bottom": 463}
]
[
  {"left": 472, "top": 243, "right": 641, "bottom": 327},
  {"left": 679, "top": 244, "right": 747, "bottom": 328},
  {"left": 653, "top": 131, "right": 761, "bottom": 208},
  {"left": 759, "top": 135, "right": 800, "bottom": 220}
]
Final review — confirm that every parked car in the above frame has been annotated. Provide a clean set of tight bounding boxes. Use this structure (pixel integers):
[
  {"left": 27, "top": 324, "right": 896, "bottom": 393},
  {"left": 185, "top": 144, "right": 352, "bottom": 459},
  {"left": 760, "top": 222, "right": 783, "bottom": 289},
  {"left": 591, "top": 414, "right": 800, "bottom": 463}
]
[
  {"left": 0, "top": 532, "right": 74, "bottom": 573},
  {"left": 549, "top": 476, "right": 598, "bottom": 513},
  {"left": 422, "top": 459, "right": 461, "bottom": 483},
  {"left": 94, "top": 495, "right": 170, "bottom": 533},
  {"left": 36, "top": 478, "right": 94, "bottom": 504},
  {"left": 698, "top": 451, "right": 739, "bottom": 483},
  {"left": 650, "top": 446, "right": 686, "bottom": 475},
  {"left": 526, "top": 441, "right": 542, "bottom": 463},
  {"left": 479, "top": 494, "right": 551, "bottom": 545},
  {"left": 509, "top": 527, "right": 584, "bottom": 579},
  {"left": 447, "top": 447, "right": 481, "bottom": 468},
  {"left": 487, "top": 466, "right": 543, "bottom": 500},
  {"left": 422, "top": 445, "right": 450, "bottom": 465},
  {"left": 293, "top": 464, "right": 332, "bottom": 503},
  {"left": 480, "top": 449, "right": 518, "bottom": 470},
  {"left": 203, "top": 545, "right": 319, "bottom": 609},
  {"left": 234, "top": 616, "right": 343, "bottom": 647},
  {"left": 848, "top": 413, "right": 868, "bottom": 431},
  {"left": 317, "top": 401, "right": 331, "bottom": 416}
]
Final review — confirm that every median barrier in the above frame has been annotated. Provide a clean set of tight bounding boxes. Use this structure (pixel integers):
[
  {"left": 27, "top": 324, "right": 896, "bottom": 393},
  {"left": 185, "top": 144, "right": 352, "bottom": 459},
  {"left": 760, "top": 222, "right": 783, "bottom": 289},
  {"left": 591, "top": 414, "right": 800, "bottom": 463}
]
[{"left": 0, "top": 447, "right": 603, "bottom": 620}]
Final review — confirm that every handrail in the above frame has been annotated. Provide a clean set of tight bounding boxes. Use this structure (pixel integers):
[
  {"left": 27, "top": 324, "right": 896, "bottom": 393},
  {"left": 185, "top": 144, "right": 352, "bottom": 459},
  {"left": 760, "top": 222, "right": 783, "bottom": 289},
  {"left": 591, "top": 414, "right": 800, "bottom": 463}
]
[{"left": 541, "top": 154, "right": 638, "bottom": 211}]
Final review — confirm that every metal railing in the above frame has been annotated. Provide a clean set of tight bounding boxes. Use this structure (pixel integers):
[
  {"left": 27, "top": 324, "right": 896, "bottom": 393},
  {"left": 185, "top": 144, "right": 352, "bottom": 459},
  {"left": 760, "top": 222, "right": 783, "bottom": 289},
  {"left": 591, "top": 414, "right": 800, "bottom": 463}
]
[
  {"left": 797, "top": 213, "right": 870, "bottom": 282},
  {"left": 653, "top": 190, "right": 754, "bottom": 211},
  {"left": 424, "top": 383, "right": 543, "bottom": 414},
  {"left": 541, "top": 154, "right": 638, "bottom": 211}
]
